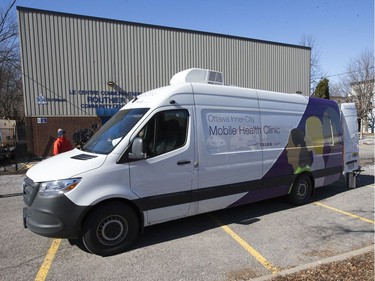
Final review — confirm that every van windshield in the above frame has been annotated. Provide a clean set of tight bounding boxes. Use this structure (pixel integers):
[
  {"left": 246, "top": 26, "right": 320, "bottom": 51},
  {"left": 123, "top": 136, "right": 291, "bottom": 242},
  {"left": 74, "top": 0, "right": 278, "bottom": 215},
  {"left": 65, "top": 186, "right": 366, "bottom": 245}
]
[{"left": 83, "top": 108, "right": 149, "bottom": 154}]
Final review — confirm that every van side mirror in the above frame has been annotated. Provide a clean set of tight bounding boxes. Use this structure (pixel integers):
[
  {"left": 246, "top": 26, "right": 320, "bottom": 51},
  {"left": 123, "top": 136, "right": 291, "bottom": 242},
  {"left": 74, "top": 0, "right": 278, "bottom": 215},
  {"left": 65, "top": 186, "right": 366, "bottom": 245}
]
[{"left": 128, "top": 137, "right": 147, "bottom": 159}]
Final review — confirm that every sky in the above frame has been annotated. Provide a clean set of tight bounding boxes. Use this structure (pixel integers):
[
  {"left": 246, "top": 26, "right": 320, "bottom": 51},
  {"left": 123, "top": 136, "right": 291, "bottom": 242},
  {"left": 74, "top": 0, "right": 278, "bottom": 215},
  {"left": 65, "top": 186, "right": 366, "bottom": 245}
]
[{"left": 12, "top": 0, "right": 375, "bottom": 84}]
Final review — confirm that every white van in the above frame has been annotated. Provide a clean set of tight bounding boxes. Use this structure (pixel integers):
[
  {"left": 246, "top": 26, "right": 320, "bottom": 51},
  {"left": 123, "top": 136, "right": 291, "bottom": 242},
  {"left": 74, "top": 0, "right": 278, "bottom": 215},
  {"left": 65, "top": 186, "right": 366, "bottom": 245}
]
[{"left": 23, "top": 68, "right": 345, "bottom": 256}]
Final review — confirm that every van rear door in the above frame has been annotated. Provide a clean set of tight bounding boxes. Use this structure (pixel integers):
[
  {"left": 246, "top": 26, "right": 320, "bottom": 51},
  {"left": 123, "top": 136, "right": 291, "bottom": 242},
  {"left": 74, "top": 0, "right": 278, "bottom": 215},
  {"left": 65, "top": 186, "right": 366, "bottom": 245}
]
[{"left": 341, "top": 103, "right": 359, "bottom": 173}]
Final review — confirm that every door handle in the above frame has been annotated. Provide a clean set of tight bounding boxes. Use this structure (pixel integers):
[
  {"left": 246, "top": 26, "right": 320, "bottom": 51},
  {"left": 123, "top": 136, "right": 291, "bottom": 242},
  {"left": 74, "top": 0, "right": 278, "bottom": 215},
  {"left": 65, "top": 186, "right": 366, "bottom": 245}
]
[{"left": 177, "top": 160, "right": 191, "bottom": 165}]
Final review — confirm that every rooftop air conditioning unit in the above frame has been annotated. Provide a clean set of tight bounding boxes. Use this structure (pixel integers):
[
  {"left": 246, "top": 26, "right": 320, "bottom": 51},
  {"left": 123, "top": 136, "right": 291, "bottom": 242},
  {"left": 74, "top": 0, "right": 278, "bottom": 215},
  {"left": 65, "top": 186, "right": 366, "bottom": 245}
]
[{"left": 170, "top": 68, "right": 224, "bottom": 85}]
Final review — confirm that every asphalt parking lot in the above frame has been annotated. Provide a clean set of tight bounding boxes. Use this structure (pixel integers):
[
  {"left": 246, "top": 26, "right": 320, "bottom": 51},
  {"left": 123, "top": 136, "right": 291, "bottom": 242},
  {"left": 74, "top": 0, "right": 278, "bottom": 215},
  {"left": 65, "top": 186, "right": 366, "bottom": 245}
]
[{"left": 0, "top": 140, "right": 373, "bottom": 281}]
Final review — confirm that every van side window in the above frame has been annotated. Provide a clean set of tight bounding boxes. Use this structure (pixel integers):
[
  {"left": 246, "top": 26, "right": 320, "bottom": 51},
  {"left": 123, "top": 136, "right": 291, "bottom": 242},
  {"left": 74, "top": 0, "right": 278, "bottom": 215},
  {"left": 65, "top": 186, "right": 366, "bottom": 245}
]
[
  {"left": 140, "top": 109, "right": 188, "bottom": 157},
  {"left": 322, "top": 113, "right": 333, "bottom": 145}
]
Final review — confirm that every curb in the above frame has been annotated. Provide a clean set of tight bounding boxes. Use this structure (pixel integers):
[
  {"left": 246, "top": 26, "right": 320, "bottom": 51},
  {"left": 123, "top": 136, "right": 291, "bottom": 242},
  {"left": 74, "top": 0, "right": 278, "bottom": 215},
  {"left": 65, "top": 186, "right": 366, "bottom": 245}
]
[{"left": 250, "top": 245, "right": 374, "bottom": 281}]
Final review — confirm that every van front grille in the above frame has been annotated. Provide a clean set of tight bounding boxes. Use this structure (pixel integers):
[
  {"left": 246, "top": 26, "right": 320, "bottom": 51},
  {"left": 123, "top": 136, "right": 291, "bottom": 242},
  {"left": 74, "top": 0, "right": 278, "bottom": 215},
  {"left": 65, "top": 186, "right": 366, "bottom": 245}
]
[{"left": 22, "top": 177, "right": 39, "bottom": 206}]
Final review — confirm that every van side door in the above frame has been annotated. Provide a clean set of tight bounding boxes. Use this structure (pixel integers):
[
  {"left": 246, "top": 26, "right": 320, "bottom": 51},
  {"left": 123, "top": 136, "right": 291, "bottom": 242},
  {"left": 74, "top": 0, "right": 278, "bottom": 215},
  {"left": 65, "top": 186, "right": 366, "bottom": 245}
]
[{"left": 194, "top": 88, "right": 263, "bottom": 213}]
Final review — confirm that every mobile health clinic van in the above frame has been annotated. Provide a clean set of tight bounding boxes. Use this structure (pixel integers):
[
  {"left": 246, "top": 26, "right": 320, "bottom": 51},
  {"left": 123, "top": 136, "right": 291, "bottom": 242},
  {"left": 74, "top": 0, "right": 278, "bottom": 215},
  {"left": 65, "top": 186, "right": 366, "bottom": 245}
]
[{"left": 23, "top": 68, "right": 345, "bottom": 256}]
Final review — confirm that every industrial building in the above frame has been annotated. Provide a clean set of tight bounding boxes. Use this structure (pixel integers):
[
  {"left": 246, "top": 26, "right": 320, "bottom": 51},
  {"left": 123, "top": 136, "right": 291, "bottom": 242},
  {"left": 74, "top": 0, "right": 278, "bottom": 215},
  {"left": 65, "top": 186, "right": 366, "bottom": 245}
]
[{"left": 17, "top": 6, "right": 311, "bottom": 157}]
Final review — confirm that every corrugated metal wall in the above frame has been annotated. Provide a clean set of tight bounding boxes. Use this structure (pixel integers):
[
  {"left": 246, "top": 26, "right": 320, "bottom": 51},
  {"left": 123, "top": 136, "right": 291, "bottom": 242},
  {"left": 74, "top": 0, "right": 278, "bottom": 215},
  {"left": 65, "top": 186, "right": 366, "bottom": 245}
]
[{"left": 18, "top": 7, "right": 311, "bottom": 117}]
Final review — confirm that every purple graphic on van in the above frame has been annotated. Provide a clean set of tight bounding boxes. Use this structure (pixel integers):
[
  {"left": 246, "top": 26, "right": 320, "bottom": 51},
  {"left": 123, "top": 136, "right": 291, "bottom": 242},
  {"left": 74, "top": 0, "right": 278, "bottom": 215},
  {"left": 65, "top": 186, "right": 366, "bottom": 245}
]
[{"left": 230, "top": 98, "right": 343, "bottom": 207}]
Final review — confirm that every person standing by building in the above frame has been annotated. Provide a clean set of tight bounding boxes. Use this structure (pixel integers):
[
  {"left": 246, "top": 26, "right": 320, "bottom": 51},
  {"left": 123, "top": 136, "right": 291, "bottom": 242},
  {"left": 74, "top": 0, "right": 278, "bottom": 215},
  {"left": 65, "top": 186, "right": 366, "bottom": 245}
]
[{"left": 53, "top": 128, "right": 73, "bottom": 155}]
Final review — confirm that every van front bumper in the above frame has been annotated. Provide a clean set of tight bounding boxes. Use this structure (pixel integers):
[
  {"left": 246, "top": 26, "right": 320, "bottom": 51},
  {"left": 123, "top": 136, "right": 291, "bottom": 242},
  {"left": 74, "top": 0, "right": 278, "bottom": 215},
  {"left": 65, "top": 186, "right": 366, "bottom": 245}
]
[
  {"left": 22, "top": 178, "right": 87, "bottom": 238},
  {"left": 23, "top": 196, "right": 87, "bottom": 238}
]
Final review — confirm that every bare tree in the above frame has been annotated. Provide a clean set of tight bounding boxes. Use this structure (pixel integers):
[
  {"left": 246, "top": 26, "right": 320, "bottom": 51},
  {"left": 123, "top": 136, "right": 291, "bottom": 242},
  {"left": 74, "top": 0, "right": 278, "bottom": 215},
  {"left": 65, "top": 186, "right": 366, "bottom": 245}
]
[
  {"left": 299, "top": 34, "right": 324, "bottom": 95},
  {"left": 341, "top": 50, "right": 374, "bottom": 135},
  {"left": 0, "top": 0, "right": 24, "bottom": 122}
]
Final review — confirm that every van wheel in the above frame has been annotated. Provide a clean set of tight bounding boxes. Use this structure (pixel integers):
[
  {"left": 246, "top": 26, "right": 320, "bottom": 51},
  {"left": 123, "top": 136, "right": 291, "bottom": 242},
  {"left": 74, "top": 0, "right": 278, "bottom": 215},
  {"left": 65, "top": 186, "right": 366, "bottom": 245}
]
[
  {"left": 287, "top": 174, "right": 312, "bottom": 205},
  {"left": 81, "top": 203, "right": 139, "bottom": 256}
]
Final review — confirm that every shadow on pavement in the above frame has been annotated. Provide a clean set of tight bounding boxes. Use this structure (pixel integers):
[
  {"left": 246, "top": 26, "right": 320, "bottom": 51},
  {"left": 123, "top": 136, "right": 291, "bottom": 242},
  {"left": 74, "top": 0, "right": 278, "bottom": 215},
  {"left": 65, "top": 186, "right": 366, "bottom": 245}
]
[
  {"left": 65, "top": 172, "right": 373, "bottom": 255},
  {"left": 132, "top": 179, "right": 369, "bottom": 253}
]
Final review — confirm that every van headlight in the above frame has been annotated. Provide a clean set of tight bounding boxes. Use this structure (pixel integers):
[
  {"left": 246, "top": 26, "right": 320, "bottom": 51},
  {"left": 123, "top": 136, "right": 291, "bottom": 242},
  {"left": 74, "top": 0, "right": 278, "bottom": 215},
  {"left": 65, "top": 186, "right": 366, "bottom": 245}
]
[{"left": 39, "top": 178, "right": 81, "bottom": 195}]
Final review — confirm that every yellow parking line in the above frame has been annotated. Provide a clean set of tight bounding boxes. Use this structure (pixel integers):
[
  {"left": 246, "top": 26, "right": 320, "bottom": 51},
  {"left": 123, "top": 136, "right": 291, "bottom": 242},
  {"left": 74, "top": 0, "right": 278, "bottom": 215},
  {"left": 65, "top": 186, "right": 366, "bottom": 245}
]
[
  {"left": 35, "top": 239, "right": 61, "bottom": 281},
  {"left": 313, "top": 202, "right": 375, "bottom": 225},
  {"left": 209, "top": 214, "right": 278, "bottom": 274},
  {"left": 25, "top": 163, "right": 34, "bottom": 169}
]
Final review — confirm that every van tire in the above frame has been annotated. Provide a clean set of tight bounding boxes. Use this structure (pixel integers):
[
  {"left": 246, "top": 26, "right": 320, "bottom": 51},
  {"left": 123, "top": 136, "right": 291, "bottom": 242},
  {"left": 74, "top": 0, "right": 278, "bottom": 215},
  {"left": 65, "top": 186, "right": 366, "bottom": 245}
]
[
  {"left": 81, "top": 203, "right": 139, "bottom": 256},
  {"left": 287, "top": 174, "right": 312, "bottom": 205}
]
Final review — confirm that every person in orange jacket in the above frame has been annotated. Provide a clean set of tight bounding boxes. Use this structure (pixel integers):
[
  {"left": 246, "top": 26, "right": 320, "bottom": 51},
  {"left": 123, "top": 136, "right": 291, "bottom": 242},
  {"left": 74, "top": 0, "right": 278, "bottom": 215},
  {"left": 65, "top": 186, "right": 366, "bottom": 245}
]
[{"left": 53, "top": 128, "right": 73, "bottom": 156}]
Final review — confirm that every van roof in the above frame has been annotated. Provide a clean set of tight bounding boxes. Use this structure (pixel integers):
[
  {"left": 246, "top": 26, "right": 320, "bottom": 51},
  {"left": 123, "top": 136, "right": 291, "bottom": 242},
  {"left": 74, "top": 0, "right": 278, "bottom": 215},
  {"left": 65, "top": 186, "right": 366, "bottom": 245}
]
[{"left": 122, "top": 68, "right": 311, "bottom": 110}]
